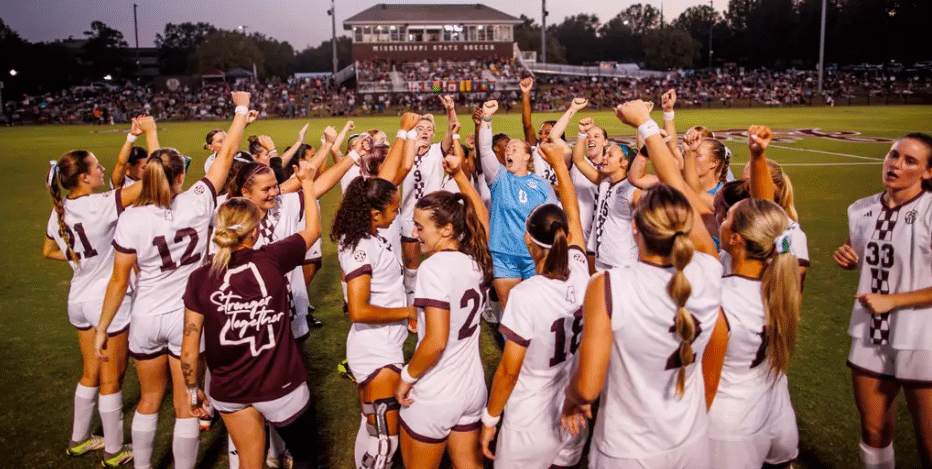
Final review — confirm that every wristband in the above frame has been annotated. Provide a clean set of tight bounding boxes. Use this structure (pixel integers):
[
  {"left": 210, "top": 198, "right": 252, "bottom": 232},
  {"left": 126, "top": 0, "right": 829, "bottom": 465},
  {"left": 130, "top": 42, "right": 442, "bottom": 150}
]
[
  {"left": 126, "top": 133, "right": 138, "bottom": 143},
  {"left": 400, "top": 364, "right": 419, "bottom": 384},
  {"left": 663, "top": 111, "right": 675, "bottom": 121},
  {"left": 234, "top": 105, "right": 249, "bottom": 116},
  {"left": 577, "top": 132, "right": 587, "bottom": 140},
  {"left": 481, "top": 408, "right": 501, "bottom": 427},
  {"left": 348, "top": 150, "right": 361, "bottom": 164},
  {"left": 637, "top": 120, "right": 661, "bottom": 141},
  {"left": 396, "top": 129, "right": 408, "bottom": 140},
  {"left": 452, "top": 134, "right": 461, "bottom": 140},
  {"left": 406, "top": 130, "right": 418, "bottom": 140},
  {"left": 267, "top": 149, "right": 278, "bottom": 157}
]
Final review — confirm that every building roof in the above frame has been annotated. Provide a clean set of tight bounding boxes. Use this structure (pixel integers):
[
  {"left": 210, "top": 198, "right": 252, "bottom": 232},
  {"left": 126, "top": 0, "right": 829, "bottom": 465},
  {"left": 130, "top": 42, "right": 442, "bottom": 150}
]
[{"left": 343, "top": 3, "right": 522, "bottom": 28}]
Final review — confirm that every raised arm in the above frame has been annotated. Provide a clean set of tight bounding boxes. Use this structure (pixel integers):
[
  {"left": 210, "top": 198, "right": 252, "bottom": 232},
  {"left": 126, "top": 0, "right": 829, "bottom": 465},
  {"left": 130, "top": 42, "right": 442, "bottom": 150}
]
[
  {"left": 378, "top": 112, "right": 420, "bottom": 185},
  {"left": 439, "top": 95, "right": 457, "bottom": 154},
  {"left": 539, "top": 141, "right": 585, "bottom": 250},
  {"left": 681, "top": 129, "right": 703, "bottom": 194},
  {"left": 549, "top": 98, "right": 588, "bottom": 165},
  {"left": 204, "top": 92, "right": 250, "bottom": 191},
  {"left": 572, "top": 118, "right": 602, "bottom": 184},
  {"left": 478, "top": 100, "right": 502, "bottom": 185},
  {"left": 627, "top": 151, "right": 660, "bottom": 190},
  {"left": 615, "top": 100, "right": 716, "bottom": 256},
  {"left": 294, "top": 160, "right": 321, "bottom": 248},
  {"left": 280, "top": 123, "right": 310, "bottom": 168},
  {"left": 111, "top": 116, "right": 143, "bottom": 188},
  {"left": 445, "top": 128, "right": 489, "bottom": 232},
  {"left": 661, "top": 89, "right": 684, "bottom": 169},
  {"left": 520, "top": 77, "right": 537, "bottom": 145},
  {"left": 137, "top": 116, "right": 160, "bottom": 154},
  {"left": 747, "top": 125, "right": 776, "bottom": 201}
]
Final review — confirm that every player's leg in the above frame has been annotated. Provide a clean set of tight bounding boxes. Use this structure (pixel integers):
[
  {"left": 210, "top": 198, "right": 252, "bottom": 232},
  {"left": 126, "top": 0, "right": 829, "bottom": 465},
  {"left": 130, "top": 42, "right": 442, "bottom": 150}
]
[
  {"left": 168, "top": 356, "right": 199, "bottom": 469},
  {"left": 402, "top": 239, "right": 421, "bottom": 304},
  {"left": 68, "top": 327, "right": 104, "bottom": 456},
  {"left": 221, "top": 407, "right": 267, "bottom": 469},
  {"left": 446, "top": 427, "right": 483, "bottom": 469},
  {"left": 903, "top": 382, "right": 932, "bottom": 468},
  {"left": 357, "top": 367, "right": 402, "bottom": 469},
  {"left": 133, "top": 355, "right": 169, "bottom": 469},
  {"left": 492, "top": 278, "right": 521, "bottom": 310},
  {"left": 852, "top": 369, "right": 900, "bottom": 469},
  {"left": 399, "top": 428, "right": 447, "bottom": 469},
  {"left": 98, "top": 329, "right": 130, "bottom": 457}
]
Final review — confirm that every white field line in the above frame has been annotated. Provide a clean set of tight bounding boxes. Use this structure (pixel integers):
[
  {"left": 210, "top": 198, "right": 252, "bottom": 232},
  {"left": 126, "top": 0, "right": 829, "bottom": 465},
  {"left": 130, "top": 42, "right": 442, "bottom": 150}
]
[
  {"left": 729, "top": 138, "right": 884, "bottom": 161},
  {"left": 771, "top": 162, "right": 882, "bottom": 166}
]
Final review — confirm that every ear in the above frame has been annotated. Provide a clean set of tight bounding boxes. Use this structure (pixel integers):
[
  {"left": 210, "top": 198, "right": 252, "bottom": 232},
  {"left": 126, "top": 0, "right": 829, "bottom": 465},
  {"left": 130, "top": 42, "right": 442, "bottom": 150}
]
[
  {"left": 729, "top": 232, "right": 743, "bottom": 248},
  {"left": 439, "top": 223, "right": 454, "bottom": 239},
  {"left": 370, "top": 208, "right": 382, "bottom": 224}
]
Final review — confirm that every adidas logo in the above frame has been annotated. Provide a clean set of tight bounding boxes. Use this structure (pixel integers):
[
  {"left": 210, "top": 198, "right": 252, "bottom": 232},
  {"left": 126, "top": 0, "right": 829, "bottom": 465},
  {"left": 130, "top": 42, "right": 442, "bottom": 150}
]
[{"left": 864, "top": 211, "right": 873, "bottom": 217}]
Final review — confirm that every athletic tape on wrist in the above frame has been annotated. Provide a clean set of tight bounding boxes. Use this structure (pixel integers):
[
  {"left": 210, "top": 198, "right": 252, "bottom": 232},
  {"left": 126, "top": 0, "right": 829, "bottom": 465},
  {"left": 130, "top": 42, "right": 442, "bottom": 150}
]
[
  {"left": 406, "top": 130, "right": 418, "bottom": 140},
  {"left": 396, "top": 129, "right": 407, "bottom": 140},
  {"left": 452, "top": 134, "right": 461, "bottom": 140},
  {"left": 577, "top": 132, "right": 587, "bottom": 140},
  {"left": 348, "top": 150, "right": 361, "bottom": 164}
]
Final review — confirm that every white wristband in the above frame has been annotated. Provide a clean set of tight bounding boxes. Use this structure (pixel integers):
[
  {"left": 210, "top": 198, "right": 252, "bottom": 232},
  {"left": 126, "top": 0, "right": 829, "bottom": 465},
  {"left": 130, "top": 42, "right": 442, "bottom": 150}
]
[
  {"left": 481, "top": 408, "right": 501, "bottom": 427},
  {"left": 348, "top": 150, "right": 361, "bottom": 164},
  {"left": 396, "top": 129, "right": 408, "bottom": 140},
  {"left": 268, "top": 149, "right": 278, "bottom": 157},
  {"left": 663, "top": 111, "right": 675, "bottom": 121},
  {"left": 577, "top": 132, "right": 587, "bottom": 140},
  {"left": 637, "top": 121, "right": 661, "bottom": 141},
  {"left": 406, "top": 130, "right": 418, "bottom": 140},
  {"left": 126, "top": 133, "right": 138, "bottom": 143},
  {"left": 234, "top": 105, "right": 249, "bottom": 115},
  {"left": 452, "top": 134, "right": 461, "bottom": 140},
  {"left": 400, "top": 365, "right": 418, "bottom": 384}
]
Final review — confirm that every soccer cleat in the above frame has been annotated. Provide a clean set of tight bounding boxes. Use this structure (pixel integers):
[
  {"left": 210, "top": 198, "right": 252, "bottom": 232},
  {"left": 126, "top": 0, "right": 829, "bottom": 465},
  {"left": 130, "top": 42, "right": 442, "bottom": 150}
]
[
  {"left": 266, "top": 454, "right": 281, "bottom": 469},
  {"left": 308, "top": 314, "right": 323, "bottom": 328},
  {"left": 283, "top": 449, "right": 294, "bottom": 469},
  {"left": 338, "top": 359, "right": 356, "bottom": 383},
  {"left": 100, "top": 444, "right": 133, "bottom": 467},
  {"left": 66, "top": 435, "right": 105, "bottom": 456}
]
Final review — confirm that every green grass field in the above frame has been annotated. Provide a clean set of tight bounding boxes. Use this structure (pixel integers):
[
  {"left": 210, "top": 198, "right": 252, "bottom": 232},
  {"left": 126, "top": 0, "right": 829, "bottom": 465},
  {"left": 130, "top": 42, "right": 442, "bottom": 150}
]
[{"left": 3, "top": 105, "right": 932, "bottom": 469}]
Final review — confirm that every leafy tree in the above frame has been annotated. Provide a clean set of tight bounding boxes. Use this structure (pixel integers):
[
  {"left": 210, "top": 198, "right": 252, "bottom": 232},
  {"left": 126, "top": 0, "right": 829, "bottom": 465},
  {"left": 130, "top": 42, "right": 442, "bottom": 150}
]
[
  {"left": 82, "top": 21, "right": 128, "bottom": 80},
  {"left": 191, "top": 30, "right": 264, "bottom": 75},
  {"left": 643, "top": 27, "right": 699, "bottom": 70},
  {"left": 551, "top": 14, "right": 600, "bottom": 64},
  {"left": 512, "top": 15, "right": 566, "bottom": 64},
  {"left": 294, "top": 36, "right": 353, "bottom": 73},
  {"left": 155, "top": 22, "right": 217, "bottom": 74},
  {"left": 598, "top": 15, "right": 642, "bottom": 63},
  {"left": 673, "top": 5, "right": 720, "bottom": 66},
  {"left": 250, "top": 33, "right": 295, "bottom": 79},
  {"left": 620, "top": 4, "right": 662, "bottom": 35}
]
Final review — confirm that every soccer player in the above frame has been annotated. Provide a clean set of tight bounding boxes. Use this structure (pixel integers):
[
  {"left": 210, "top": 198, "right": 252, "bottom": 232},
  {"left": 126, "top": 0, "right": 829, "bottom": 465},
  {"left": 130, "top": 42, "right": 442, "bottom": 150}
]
[
  {"left": 561, "top": 100, "right": 726, "bottom": 469},
  {"left": 94, "top": 91, "right": 251, "bottom": 469},
  {"left": 833, "top": 132, "right": 932, "bottom": 469},
  {"left": 181, "top": 159, "right": 322, "bottom": 469},
  {"left": 479, "top": 141, "right": 590, "bottom": 467}
]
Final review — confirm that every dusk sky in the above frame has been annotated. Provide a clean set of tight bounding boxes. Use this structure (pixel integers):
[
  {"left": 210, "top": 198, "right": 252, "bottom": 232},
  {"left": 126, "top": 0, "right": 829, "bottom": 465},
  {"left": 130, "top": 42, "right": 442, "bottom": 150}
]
[{"left": 2, "top": 0, "right": 717, "bottom": 51}]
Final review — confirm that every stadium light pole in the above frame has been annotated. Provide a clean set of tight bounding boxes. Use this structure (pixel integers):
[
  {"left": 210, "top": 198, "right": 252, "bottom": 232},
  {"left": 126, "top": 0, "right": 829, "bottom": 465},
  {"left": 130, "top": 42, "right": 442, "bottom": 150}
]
[
  {"left": 541, "top": 0, "right": 547, "bottom": 64},
  {"left": 329, "top": 0, "right": 338, "bottom": 74},
  {"left": 817, "top": 0, "right": 827, "bottom": 93},
  {"left": 708, "top": 0, "right": 713, "bottom": 68},
  {"left": 133, "top": 4, "right": 140, "bottom": 81}
]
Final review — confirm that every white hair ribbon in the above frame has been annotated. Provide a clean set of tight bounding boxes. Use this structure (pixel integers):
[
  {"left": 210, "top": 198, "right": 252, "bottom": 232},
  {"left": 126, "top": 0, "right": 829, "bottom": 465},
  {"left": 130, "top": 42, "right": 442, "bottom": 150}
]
[
  {"left": 227, "top": 224, "right": 244, "bottom": 231},
  {"left": 46, "top": 160, "right": 59, "bottom": 186}
]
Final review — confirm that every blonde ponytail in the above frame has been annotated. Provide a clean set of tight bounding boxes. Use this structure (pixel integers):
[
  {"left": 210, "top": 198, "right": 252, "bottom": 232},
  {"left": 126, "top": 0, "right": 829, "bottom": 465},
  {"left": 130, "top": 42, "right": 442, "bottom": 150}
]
[
  {"left": 210, "top": 198, "right": 262, "bottom": 277},
  {"left": 669, "top": 231, "right": 696, "bottom": 397},
  {"left": 135, "top": 148, "right": 186, "bottom": 208},
  {"left": 47, "top": 151, "right": 94, "bottom": 265}
]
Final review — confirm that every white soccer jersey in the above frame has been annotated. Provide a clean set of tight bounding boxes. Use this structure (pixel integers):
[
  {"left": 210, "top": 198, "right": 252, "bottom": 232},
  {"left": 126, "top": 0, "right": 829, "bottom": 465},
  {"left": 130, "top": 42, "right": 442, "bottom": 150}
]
[
  {"left": 339, "top": 163, "right": 361, "bottom": 193},
  {"left": 532, "top": 146, "right": 558, "bottom": 187},
  {"left": 709, "top": 275, "right": 788, "bottom": 436},
  {"left": 412, "top": 251, "right": 487, "bottom": 402},
  {"left": 250, "top": 191, "right": 318, "bottom": 328},
  {"left": 499, "top": 246, "right": 590, "bottom": 430},
  {"left": 847, "top": 191, "right": 932, "bottom": 350},
  {"left": 338, "top": 234, "right": 408, "bottom": 381},
  {"left": 400, "top": 143, "right": 444, "bottom": 222},
  {"left": 594, "top": 253, "right": 723, "bottom": 459},
  {"left": 588, "top": 178, "right": 639, "bottom": 269},
  {"left": 46, "top": 189, "right": 130, "bottom": 304},
  {"left": 437, "top": 171, "right": 462, "bottom": 195},
  {"left": 720, "top": 219, "right": 810, "bottom": 275},
  {"left": 571, "top": 165, "right": 599, "bottom": 244},
  {"left": 113, "top": 178, "right": 217, "bottom": 317}
]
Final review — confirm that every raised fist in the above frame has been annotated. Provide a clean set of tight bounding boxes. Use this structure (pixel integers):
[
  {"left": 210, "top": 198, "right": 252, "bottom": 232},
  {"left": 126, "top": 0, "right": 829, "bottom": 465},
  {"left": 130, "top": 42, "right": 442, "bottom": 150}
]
[
  {"left": 245, "top": 109, "right": 259, "bottom": 124},
  {"left": 482, "top": 100, "right": 499, "bottom": 118},
  {"left": 661, "top": 89, "right": 676, "bottom": 113},
  {"left": 682, "top": 129, "right": 703, "bottom": 153},
  {"left": 258, "top": 135, "right": 275, "bottom": 151},
  {"left": 137, "top": 116, "right": 156, "bottom": 134},
  {"left": 747, "top": 125, "right": 773, "bottom": 156},
  {"left": 449, "top": 120, "right": 462, "bottom": 135},
  {"left": 400, "top": 112, "right": 421, "bottom": 131},
  {"left": 614, "top": 100, "right": 651, "bottom": 128},
  {"left": 439, "top": 95, "right": 455, "bottom": 111},
  {"left": 520, "top": 77, "right": 534, "bottom": 94},
  {"left": 472, "top": 108, "right": 483, "bottom": 125},
  {"left": 323, "top": 126, "right": 337, "bottom": 143},
  {"left": 578, "top": 117, "right": 595, "bottom": 134},
  {"left": 231, "top": 91, "right": 251, "bottom": 108},
  {"left": 570, "top": 98, "right": 589, "bottom": 112},
  {"left": 538, "top": 141, "right": 565, "bottom": 166},
  {"left": 295, "top": 159, "right": 319, "bottom": 182}
]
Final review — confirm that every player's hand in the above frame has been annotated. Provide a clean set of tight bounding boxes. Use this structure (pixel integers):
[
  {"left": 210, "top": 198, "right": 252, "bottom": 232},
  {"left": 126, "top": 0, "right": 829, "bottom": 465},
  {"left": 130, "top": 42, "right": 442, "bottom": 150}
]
[
  {"left": 465, "top": 134, "right": 476, "bottom": 150},
  {"left": 344, "top": 120, "right": 355, "bottom": 132},
  {"left": 129, "top": 116, "right": 143, "bottom": 136},
  {"left": 94, "top": 329, "right": 109, "bottom": 360},
  {"left": 480, "top": 424, "right": 498, "bottom": 460},
  {"left": 407, "top": 318, "right": 417, "bottom": 334},
  {"left": 443, "top": 152, "right": 464, "bottom": 175},
  {"left": 400, "top": 112, "right": 421, "bottom": 131},
  {"left": 439, "top": 94, "right": 455, "bottom": 111},
  {"left": 471, "top": 107, "right": 483, "bottom": 126},
  {"left": 189, "top": 389, "right": 210, "bottom": 419},
  {"left": 569, "top": 97, "right": 589, "bottom": 112},
  {"left": 748, "top": 125, "right": 773, "bottom": 157},
  {"left": 296, "top": 122, "right": 310, "bottom": 142},
  {"left": 662, "top": 89, "right": 677, "bottom": 112},
  {"left": 538, "top": 141, "right": 566, "bottom": 168},
  {"left": 683, "top": 129, "right": 703, "bottom": 153},
  {"left": 560, "top": 399, "right": 592, "bottom": 436},
  {"left": 323, "top": 126, "right": 337, "bottom": 144},
  {"left": 416, "top": 140, "right": 430, "bottom": 154},
  {"left": 833, "top": 244, "right": 858, "bottom": 270},
  {"left": 614, "top": 100, "right": 652, "bottom": 128},
  {"left": 482, "top": 100, "right": 499, "bottom": 118},
  {"left": 395, "top": 380, "right": 414, "bottom": 407},
  {"left": 449, "top": 119, "right": 462, "bottom": 135},
  {"left": 295, "top": 159, "right": 318, "bottom": 182},
  {"left": 578, "top": 117, "right": 595, "bottom": 134},
  {"left": 137, "top": 116, "right": 156, "bottom": 134},
  {"left": 231, "top": 91, "right": 251, "bottom": 108},
  {"left": 245, "top": 109, "right": 259, "bottom": 124},
  {"left": 519, "top": 77, "right": 534, "bottom": 94},
  {"left": 258, "top": 135, "right": 275, "bottom": 152},
  {"left": 856, "top": 293, "right": 897, "bottom": 315}
]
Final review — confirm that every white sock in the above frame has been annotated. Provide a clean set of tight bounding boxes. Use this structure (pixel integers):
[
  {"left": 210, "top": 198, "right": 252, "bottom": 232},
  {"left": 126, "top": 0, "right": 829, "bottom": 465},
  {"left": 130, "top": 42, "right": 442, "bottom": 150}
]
[
  {"left": 859, "top": 439, "right": 895, "bottom": 469},
  {"left": 227, "top": 433, "right": 239, "bottom": 469},
  {"left": 404, "top": 268, "right": 418, "bottom": 305},
  {"left": 131, "top": 411, "right": 158, "bottom": 469},
  {"left": 268, "top": 424, "right": 286, "bottom": 459},
  {"left": 172, "top": 417, "right": 200, "bottom": 469},
  {"left": 72, "top": 384, "right": 99, "bottom": 442},
  {"left": 98, "top": 392, "right": 124, "bottom": 453},
  {"left": 354, "top": 415, "right": 367, "bottom": 468}
]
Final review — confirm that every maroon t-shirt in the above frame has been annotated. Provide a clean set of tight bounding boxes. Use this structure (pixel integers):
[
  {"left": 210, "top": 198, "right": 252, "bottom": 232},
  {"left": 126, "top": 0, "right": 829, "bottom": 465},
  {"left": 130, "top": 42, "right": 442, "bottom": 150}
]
[{"left": 183, "top": 233, "right": 308, "bottom": 404}]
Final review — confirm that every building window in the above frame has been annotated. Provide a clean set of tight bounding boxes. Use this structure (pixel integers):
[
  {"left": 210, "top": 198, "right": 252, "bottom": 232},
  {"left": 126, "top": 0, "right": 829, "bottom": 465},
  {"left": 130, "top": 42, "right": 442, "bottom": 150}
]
[
  {"left": 354, "top": 27, "right": 362, "bottom": 43},
  {"left": 494, "top": 25, "right": 512, "bottom": 42}
]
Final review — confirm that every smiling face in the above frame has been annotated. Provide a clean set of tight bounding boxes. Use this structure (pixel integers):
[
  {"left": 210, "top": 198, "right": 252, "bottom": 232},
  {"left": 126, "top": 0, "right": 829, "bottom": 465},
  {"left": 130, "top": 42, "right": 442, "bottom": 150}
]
[
  {"left": 413, "top": 207, "right": 452, "bottom": 254},
  {"left": 81, "top": 153, "right": 106, "bottom": 190},
  {"left": 241, "top": 172, "right": 280, "bottom": 212},
  {"left": 504, "top": 140, "right": 531, "bottom": 175},
  {"left": 882, "top": 138, "right": 932, "bottom": 192},
  {"left": 538, "top": 122, "right": 554, "bottom": 142},
  {"left": 595, "top": 146, "right": 628, "bottom": 179},
  {"left": 372, "top": 191, "right": 400, "bottom": 231},
  {"left": 208, "top": 131, "right": 226, "bottom": 154},
  {"left": 586, "top": 127, "right": 608, "bottom": 159}
]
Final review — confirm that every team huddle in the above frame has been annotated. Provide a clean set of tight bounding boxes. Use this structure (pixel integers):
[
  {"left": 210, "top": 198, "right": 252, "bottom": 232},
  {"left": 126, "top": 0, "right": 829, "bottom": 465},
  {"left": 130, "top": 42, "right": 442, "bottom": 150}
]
[{"left": 44, "top": 79, "right": 932, "bottom": 469}]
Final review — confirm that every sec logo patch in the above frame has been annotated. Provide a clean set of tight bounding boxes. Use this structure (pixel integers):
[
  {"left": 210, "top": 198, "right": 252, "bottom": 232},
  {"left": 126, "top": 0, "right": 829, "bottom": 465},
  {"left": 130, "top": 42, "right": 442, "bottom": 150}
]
[{"left": 353, "top": 250, "right": 366, "bottom": 262}]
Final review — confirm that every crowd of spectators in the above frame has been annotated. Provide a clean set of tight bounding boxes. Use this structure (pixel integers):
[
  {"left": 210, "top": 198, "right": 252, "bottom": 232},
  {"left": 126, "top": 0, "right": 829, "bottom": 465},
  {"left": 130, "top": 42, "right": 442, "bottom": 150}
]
[
  {"left": 4, "top": 65, "right": 929, "bottom": 125},
  {"left": 356, "top": 57, "right": 517, "bottom": 83}
]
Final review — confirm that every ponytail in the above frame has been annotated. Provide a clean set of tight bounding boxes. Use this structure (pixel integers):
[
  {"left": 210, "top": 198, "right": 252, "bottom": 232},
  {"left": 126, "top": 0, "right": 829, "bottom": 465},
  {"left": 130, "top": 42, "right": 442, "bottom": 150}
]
[
  {"left": 210, "top": 198, "right": 262, "bottom": 277},
  {"left": 47, "top": 151, "right": 94, "bottom": 265},
  {"left": 669, "top": 231, "right": 696, "bottom": 398},
  {"left": 136, "top": 148, "right": 186, "bottom": 208}
]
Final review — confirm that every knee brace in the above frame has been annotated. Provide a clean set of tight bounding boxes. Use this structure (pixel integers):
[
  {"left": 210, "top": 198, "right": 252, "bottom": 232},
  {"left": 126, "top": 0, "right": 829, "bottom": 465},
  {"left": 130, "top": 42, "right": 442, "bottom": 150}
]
[{"left": 360, "top": 397, "right": 400, "bottom": 469}]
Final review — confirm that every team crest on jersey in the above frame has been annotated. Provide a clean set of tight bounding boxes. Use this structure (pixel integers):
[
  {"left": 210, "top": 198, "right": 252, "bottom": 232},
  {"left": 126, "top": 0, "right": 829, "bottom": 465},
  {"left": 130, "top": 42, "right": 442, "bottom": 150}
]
[
  {"left": 573, "top": 252, "right": 586, "bottom": 264},
  {"left": 353, "top": 250, "right": 367, "bottom": 262},
  {"left": 193, "top": 185, "right": 205, "bottom": 195},
  {"left": 213, "top": 263, "right": 282, "bottom": 357},
  {"left": 164, "top": 210, "right": 173, "bottom": 221},
  {"left": 565, "top": 286, "right": 576, "bottom": 304},
  {"left": 905, "top": 210, "right": 917, "bottom": 225},
  {"left": 527, "top": 181, "right": 538, "bottom": 189}
]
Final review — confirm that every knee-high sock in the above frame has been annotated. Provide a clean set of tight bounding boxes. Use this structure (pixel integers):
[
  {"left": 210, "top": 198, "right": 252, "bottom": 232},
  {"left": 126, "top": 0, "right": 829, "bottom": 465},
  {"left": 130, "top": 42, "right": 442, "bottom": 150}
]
[
  {"left": 354, "top": 415, "right": 367, "bottom": 469},
  {"left": 131, "top": 411, "right": 158, "bottom": 469},
  {"left": 860, "top": 440, "right": 895, "bottom": 469},
  {"left": 72, "top": 384, "right": 99, "bottom": 442},
  {"left": 268, "top": 424, "right": 287, "bottom": 458},
  {"left": 227, "top": 433, "right": 239, "bottom": 469},
  {"left": 172, "top": 417, "right": 199, "bottom": 469},
  {"left": 98, "top": 392, "right": 124, "bottom": 453}
]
